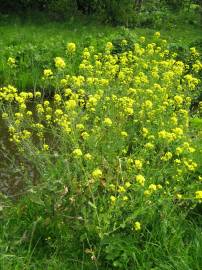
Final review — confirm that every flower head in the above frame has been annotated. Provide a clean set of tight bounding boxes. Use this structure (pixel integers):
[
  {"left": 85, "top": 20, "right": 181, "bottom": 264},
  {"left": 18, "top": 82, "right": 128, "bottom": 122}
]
[
  {"left": 54, "top": 57, "right": 66, "bottom": 69},
  {"left": 104, "top": 117, "right": 112, "bottom": 127},
  {"left": 134, "top": 221, "right": 141, "bottom": 231},
  {"left": 67, "top": 42, "right": 76, "bottom": 53},
  {"left": 92, "top": 168, "right": 102, "bottom": 178},
  {"left": 135, "top": 175, "right": 145, "bottom": 186},
  {"left": 72, "top": 148, "right": 83, "bottom": 157},
  {"left": 44, "top": 69, "right": 53, "bottom": 77}
]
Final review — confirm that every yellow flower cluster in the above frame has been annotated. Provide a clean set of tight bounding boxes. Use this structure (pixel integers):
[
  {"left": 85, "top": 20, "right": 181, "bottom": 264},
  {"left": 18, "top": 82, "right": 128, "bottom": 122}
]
[
  {"left": 43, "top": 69, "right": 53, "bottom": 77},
  {"left": 54, "top": 57, "right": 66, "bottom": 69},
  {"left": 136, "top": 175, "right": 145, "bottom": 186},
  {"left": 195, "top": 191, "right": 202, "bottom": 202},
  {"left": 67, "top": 42, "right": 76, "bottom": 54},
  {"left": 134, "top": 221, "right": 141, "bottom": 231},
  {"left": 7, "top": 57, "right": 16, "bottom": 67},
  {"left": 2, "top": 35, "right": 201, "bottom": 235},
  {"left": 92, "top": 169, "right": 102, "bottom": 178}
]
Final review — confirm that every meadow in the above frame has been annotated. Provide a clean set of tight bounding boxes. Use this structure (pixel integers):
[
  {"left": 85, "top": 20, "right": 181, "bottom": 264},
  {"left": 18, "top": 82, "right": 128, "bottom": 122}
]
[{"left": 0, "top": 13, "right": 202, "bottom": 270}]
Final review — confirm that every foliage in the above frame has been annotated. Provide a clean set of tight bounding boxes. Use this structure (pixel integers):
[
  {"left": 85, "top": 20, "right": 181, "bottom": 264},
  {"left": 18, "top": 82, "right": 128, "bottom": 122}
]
[
  {"left": 47, "top": 0, "right": 77, "bottom": 19},
  {"left": 0, "top": 0, "right": 77, "bottom": 18},
  {"left": 0, "top": 0, "right": 201, "bottom": 26},
  {"left": 165, "top": 0, "right": 187, "bottom": 10},
  {"left": 0, "top": 31, "right": 202, "bottom": 268}
]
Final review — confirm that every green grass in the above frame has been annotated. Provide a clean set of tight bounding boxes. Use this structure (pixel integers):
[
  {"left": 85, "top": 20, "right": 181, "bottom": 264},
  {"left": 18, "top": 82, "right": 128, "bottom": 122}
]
[
  {"left": 0, "top": 14, "right": 201, "bottom": 90},
  {"left": 0, "top": 13, "right": 201, "bottom": 45}
]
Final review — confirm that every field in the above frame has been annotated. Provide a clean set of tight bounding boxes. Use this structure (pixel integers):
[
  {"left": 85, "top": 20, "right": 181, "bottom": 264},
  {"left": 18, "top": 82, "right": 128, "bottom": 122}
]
[{"left": 0, "top": 14, "right": 202, "bottom": 270}]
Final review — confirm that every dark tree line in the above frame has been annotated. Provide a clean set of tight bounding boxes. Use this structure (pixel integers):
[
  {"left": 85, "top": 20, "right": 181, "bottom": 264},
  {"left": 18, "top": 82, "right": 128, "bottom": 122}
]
[
  {"left": 0, "top": 0, "right": 198, "bottom": 12},
  {"left": 0, "top": 0, "right": 201, "bottom": 24}
]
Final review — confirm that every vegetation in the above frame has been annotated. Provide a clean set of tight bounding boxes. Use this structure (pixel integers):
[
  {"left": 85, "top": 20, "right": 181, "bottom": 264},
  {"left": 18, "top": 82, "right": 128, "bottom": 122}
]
[
  {"left": 0, "top": 1, "right": 202, "bottom": 269},
  {"left": 1, "top": 0, "right": 202, "bottom": 25}
]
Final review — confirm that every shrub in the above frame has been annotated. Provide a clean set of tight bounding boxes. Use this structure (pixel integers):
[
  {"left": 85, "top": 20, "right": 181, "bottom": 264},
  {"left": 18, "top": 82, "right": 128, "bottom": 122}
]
[
  {"left": 0, "top": 0, "right": 77, "bottom": 18},
  {"left": 165, "top": 0, "right": 186, "bottom": 10},
  {"left": 47, "top": 0, "right": 77, "bottom": 19},
  {"left": 0, "top": 0, "right": 201, "bottom": 27},
  {"left": 1, "top": 34, "right": 202, "bottom": 268}
]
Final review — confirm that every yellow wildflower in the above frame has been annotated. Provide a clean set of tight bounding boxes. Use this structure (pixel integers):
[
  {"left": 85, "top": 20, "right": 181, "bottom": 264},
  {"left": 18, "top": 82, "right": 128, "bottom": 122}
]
[
  {"left": 135, "top": 175, "right": 145, "bottom": 186},
  {"left": 43, "top": 69, "right": 53, "bottom": 77},
  {"left": 134, "top": 160, "right": 143, "bottom": 170},
  {"left": 104, "top": 117, "right": 112, "bottom": 127},
  {"left": 72, "top": 148, "right": 83, "bottom": 157},
  {"left": 195, "top": 191, "right": 202, "bottom": 201},
  {"left": 84, "top": 153, "right": 92, "bottom": 160},
  {"left": 110, "top": 195, "right": 116, "bottom": 203},
  {"left": 54, "top": 57, "right": 66, "bottom": 69},
  {"left": 7, "top": 57, "right": 16, "bottom": 67},
  {"left": 134, "top": 221, "right": 141, "bottom": 231},
  {"left": 92, "top": 169, "right": 102, "bottom": 178},
  {"left": 67, "top": 42, "right": 76, "bottom": 53}
]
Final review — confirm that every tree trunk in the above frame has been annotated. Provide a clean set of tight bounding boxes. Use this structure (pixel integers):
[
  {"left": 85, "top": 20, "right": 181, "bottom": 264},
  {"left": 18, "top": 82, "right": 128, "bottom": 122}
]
[
  {"left": 135, "top": 0, "right": 143, "bottom": 12},
  {"left": 199, "top": 0, "right": 202, "bottom": 24}
]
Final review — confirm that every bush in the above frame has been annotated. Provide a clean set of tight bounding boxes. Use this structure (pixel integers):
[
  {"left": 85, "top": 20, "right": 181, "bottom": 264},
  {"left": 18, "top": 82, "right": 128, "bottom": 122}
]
[
  {"left": 0, "top": 0, "right": 201, "bottom": 27},
  {"left": 99, "top": 0, "right": 135, "bottom": 25},
  {"left": 47, "top": 0, "right": 77, "bottom": 19},
  {"left": 165, "top": 0, "right": 185, "bottom": 10},
  {"left": 1, "top": 34, "right": 202, "bottom": 268},
  {"left": 0, "top": 0, "right": 77, "bottom": 18}
]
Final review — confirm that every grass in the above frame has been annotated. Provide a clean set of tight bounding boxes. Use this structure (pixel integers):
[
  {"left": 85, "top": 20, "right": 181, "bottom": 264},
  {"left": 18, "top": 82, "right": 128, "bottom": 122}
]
[
  {"left": 0, "top": 14, "right": 201, "bottom": 90},
  {"left": 0, "top": 13, "right": 202, "bottom": 270}
]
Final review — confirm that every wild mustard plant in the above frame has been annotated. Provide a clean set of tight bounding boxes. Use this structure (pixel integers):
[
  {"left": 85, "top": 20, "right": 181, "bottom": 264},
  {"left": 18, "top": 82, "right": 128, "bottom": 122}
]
[{"left": 1, "top": 38, "right": 202, "bottom": 267}]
